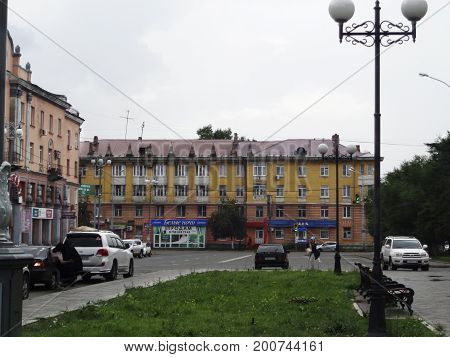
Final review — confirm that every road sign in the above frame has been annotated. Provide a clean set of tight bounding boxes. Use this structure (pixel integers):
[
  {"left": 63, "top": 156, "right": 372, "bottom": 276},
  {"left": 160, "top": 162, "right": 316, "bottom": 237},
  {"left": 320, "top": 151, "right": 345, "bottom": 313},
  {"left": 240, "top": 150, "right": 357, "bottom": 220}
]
[{"left": 78, "top": 184, "right": 93, "bottom": 195}]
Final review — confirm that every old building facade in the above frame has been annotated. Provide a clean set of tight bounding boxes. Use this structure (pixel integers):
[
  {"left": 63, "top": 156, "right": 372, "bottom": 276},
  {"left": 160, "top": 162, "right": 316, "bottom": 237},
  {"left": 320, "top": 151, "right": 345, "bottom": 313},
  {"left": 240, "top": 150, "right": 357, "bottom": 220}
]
[
  {"left": 5, "top": 33, "right": 84, "bottom": 245},
  {"left": 80, "top": 136, "right": 374, "bottom": 250}
]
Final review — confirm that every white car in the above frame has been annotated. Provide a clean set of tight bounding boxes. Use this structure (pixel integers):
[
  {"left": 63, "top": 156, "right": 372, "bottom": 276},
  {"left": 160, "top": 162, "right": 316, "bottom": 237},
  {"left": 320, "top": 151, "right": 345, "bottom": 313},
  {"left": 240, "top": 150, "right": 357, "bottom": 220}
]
[
  {"left": 65, "top": 229, "right": 134, "bottom": 281},
  {"left": 143, "top": 242, "right": 152, "bottom": 257},
  {"left": 123, "top": 239, "right": 146, "bottom": 258},
  {"left": 317, "top": 242, "right": 337, "bottom": 252},
  {"left": 381, "top": 236, "right": 429, "bottom": 271}
]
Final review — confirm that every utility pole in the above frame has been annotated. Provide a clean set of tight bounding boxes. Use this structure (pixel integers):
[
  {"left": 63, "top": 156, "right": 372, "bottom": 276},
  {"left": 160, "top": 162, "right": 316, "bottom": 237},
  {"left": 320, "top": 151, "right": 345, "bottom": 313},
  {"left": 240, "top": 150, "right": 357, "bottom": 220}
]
[{"left": 120, "top": 110, "right": 135, "bottom": 140}]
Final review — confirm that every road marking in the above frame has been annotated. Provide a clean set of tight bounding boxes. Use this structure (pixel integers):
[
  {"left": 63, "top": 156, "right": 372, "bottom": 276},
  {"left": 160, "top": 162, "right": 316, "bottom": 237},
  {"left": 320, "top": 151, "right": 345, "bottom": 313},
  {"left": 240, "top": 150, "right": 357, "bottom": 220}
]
[{"left": 218, "top": 255, "right": 253, "bottom": 264}]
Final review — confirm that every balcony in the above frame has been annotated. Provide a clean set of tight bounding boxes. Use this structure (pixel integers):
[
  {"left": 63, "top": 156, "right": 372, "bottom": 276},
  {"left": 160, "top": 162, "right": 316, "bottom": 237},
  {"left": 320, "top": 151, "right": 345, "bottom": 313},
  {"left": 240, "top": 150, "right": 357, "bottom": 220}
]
[
  {"left": 174, "top": 196, "right": 188, "bottom": 204},
  {"left": 111, "top": 195, "right": 125, "bottom": 203},
  {"left": 48, "top": 164, "right": 63, "bottom": 181},
  {"left": 195, "top": 196, "right": 209, "bottom": 203},
  {"left": 194, "top": 176, "right": 209, "bottom": 185},
  {"left": 297, "top": 197, "right": 307, "bottom": 203},
  {"left": 152, "top": 196, "right": 168, "bottom": 204},
  {"left": 275, "top": 197, "right": 284, "bottom": 203},
  {"left": 174, "top": 176, "right": 189, "bottom": 185},
  {"left": 132, "top": 196, "right": 147, "bottom": 203}
]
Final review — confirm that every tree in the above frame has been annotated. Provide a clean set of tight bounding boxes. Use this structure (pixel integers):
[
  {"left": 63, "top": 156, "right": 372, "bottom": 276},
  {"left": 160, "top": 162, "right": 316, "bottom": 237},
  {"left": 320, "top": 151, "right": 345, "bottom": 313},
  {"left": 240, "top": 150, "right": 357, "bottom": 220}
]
[
  {"left": 197, "top": 125, "right": 233, "bottom": 140},
  {"left": 208, "top": 199, "right": 247, "bottom": 249}
]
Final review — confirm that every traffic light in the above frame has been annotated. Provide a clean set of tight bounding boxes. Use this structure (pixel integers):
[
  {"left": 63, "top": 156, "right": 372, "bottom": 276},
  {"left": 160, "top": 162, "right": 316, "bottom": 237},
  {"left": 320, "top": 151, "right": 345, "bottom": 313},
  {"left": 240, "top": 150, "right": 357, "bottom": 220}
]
[
  {"left": 355, "top": 194, "right": 361, "bottom": 204},
  {"left": 293, "top": 223, "right": 299, "bottom": 232}
]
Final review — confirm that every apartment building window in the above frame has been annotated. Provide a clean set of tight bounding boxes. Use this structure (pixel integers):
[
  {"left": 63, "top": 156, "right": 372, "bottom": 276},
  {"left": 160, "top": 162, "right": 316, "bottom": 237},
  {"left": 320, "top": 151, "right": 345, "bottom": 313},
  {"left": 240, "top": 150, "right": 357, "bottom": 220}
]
[
  {"left": 360, "top": 164, "right": 365, "bottom": 175},
  {"left": 298, "top": 205, "right": 306, "bottom": 218},
  {"left": 196, "top": 164, "right": 208, "bottom": 177},
  {"left": 153, "top": 185, "right": 167, "bottom": 197},
  {"left": 114, "top": 205, "right": 122, "bottom": 217},
  {"left": 320, "top": 230, "right": 329, "bottom": 239},
  {"left": 219, "top": 185, "right": 227, "bottom": 198},
  {"left": 20, "top": 102, "right": 25, "bottom": 124},
  {"left": 113, "top": 185, "right": 125, "bottom": 197},
  {"left": 253, "top": 184, "right": 266, "bottom": 198},
  {"left": 255, "top": 229, "right": 264, "bottom": 241},
  {"left": 74, "top": 161, "right": 78, "bottom": 177},
  {"left": 276, "top": 165, "right": 284, "bottom": 177},
  {"left": 57, "top": 118, "right": 62, "bottom": 136},
  {"left": 154, "top": 164, "right": 166, "bottom": 177},
  {"left": 155, "top": 205, "right": 164, "bottom": 217},
  {"left": 80, "top": 166, "right": 87, "bottom": 177},
  {"left": 30, "top": 106, "right": 35, "bottom": 126},
  {"left": 344, "top": 227, "right": 352, "bottom": 239},
  {"left": 298, "top": 185, "right": 307, "bottom": 198},
  {"left": 133, "top": 165, "right": 146, "bottom": 177},
  {"left": 49, "top": 115, "right": 53, "bottom": 133},
  {"left": 175, "top": 185, "right": 188, "bottom": 197},
  {"left": 219, "top": 164, "right": 227, "bottom": 177},
  {"left": 40, "top": 111, "right": 44, "bottom": 129},
  {"left": 236, "top": 186, "right": 244, "bottom": 197},
  {"left": 320, "top": 165, "right": 329, "bottom": 177},
  {"left": 320, "top": 185, "right": 329, "bottom": 198},
  {"left": 343, "top": 164, "right": 351, "bottom": 177},
  {"left": 75, "top": 133, "right": 79, "bottom": 149},
  {"left": 367, "top": 164, "right": 374, "bottom": 175},
  {"left": 320, "top": 206, "right": 329, "bottom": 218},
  {"left": 175, "top": 164, "right": 187, "bottom": 177},
  {"left": 196, "top": 185, "right": 209, "bottom": 197},
  {"left": 30, "top": 142, "right": 34, "bottom": 163},
  {"left": 67, "top": 130, "right": 71, "bottom": 148},
  {"left": 236, "top": 164, "right": 244, "bottom": 177},
  {"left": 343, "top": 185, "right": 351, "bottom": 198},
  {"left": 343, "top": 206, "right": 351, "bottom": 218},
  {"left": 95, "top": 185, "right": 102, "bottom": 197},
  {"left": 298, "top": 165, "right": 307, "bottom": 177},
  {"left": 135, "top": 206, "right": 143, "bottom": 217},
  {"left": 256, "top": 206, "right": 264, "bottom": 218},
  {"left": 39, "top": 146, "right": 43, "bottom": 164},
  {"left": 66, "top": 159, "right": 70, "bottom": 175},
  {"left": 198, "top": 205, "right": 207, "bottom": 217},
  {"left": 276, "top": 205, "right": 284, "bottom": 218},
  {"left": 253, "top": 164, "right": 267, "bottom": 177},
  {"left": 276, "top": 185, "right": 284, "bottom": 197},
  {"left": 176, "top": 205, "right": 186, "bottom": 218},
  {"left": 133, "top": 185, "right": 146, "bottom": 197},
  {"left": 113, "top": 164, "right": 125, "bottom": 177},
  {"left": 275, "top": 229, "right": 284, "bottom": 239}
]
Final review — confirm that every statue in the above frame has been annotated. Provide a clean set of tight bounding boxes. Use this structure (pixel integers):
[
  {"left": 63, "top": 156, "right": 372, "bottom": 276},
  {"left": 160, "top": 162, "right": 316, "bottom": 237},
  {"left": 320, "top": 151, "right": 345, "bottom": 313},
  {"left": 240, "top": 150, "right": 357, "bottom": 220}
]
[{"left": 0, "top": 161, "right": 12, "bottom": 242}]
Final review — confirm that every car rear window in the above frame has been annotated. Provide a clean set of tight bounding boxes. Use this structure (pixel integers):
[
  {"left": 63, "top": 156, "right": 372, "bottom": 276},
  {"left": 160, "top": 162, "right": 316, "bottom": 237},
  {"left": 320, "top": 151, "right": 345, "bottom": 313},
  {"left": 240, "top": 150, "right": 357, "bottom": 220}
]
[
  {"left": 392, "top": 240, "right": 422, "bottom": 249},
  {"left": 257, "top": 245, "right": 284, "bottom": 253},
  {"left": 66, "top": 233, "right": 103, "bottom": 247}
]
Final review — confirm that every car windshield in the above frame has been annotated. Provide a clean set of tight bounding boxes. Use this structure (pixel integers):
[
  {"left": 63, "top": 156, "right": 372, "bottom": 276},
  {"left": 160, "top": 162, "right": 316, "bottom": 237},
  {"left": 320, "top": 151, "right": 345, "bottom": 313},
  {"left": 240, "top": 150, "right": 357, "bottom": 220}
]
[
  {"left": 66, "top": 233, "right": 103, "bottom": 247},
  {"left": 392, "top": 240, "right": 422, "bottom": 249},
  {"left": 257, "top": 245, "right": 284, "bottom": 253},
  {"left": 22, "top": 246, "right": 50, "bottom": 259},
  {"left": 134, "top": 241, "right": 141, "bottom": 245}
]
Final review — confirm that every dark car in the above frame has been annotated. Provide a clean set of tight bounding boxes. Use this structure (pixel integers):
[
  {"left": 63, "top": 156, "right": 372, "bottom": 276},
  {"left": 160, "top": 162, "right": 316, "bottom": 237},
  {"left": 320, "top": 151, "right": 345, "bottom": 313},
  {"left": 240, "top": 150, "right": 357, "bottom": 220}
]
[
  {"left": 255, "top": 244, "right": 289, "bottom": 270},
  {"left": 22, "top": 246, "right": 60, "bottom": 290}
]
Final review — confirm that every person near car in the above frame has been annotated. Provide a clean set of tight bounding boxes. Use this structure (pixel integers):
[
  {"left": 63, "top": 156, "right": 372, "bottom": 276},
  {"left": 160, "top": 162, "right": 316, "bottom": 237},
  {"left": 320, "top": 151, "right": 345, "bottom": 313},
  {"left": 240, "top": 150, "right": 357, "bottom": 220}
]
[
  {"left": 52, "top": 241, "right": 83, "bottom": 284},
  {"left": 308, "top": 236, "right": 321, "bottom": 269}
]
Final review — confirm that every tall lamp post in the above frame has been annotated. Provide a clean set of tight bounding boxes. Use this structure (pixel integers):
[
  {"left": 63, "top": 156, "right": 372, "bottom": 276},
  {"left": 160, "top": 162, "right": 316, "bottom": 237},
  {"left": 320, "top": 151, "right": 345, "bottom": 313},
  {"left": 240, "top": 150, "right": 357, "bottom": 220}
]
[
  {"left": 90, "top": 157, "right": 111, "bottom": 229},
  {"left": 145, "top": 177, "right": 158, "bottom": 245},
  {"left": 329, "top": 0, "right": 428, "bottom": 335},
  {"left": 318, "top": 135, "right": 357, "bottom": 274},
  {"left": 419, "top": 73, "right": 450, "bottom": 87}
]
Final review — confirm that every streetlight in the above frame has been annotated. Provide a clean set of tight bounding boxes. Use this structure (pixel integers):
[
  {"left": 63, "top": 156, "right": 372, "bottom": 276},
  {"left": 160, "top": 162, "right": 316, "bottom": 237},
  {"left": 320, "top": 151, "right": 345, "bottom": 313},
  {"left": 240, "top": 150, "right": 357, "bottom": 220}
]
[
  {"left": 144, "top": 177, "right": 159, "bottom": 245},
  {"left": 419, "top": 73, "right": 450, "bottom": 87},
  {"left": 90, "top": 157, "right": 111, "bottom": 229},
  {"left": 329, "top": 0, "right": 428, "bottom": 336},
  {"left": 318, "top": 135, "right": 357, "bottom": 275}
]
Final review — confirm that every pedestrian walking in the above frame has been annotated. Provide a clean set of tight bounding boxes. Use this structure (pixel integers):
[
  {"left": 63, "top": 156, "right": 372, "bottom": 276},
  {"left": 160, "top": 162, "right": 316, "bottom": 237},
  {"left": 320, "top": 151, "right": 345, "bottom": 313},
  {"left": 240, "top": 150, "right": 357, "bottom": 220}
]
[{"left": 308, "top": 236, "right": 321, "bottom": 270}]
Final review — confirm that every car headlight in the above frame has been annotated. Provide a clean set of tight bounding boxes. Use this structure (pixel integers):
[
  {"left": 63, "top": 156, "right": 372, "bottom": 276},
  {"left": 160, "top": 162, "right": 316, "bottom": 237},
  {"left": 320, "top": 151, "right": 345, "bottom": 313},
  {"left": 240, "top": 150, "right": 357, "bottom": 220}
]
[
  {"left": 395, "top": 253, "right": 402, "bottom": 257},
  {"left": 420, "top": 252, "right": 428, "bottom": 257}
]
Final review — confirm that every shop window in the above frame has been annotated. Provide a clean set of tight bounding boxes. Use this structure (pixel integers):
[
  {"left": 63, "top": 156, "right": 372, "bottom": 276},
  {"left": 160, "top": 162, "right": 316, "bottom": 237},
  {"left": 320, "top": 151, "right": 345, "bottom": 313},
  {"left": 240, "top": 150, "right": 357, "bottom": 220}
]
[
  {"left": 320, "top": 230, "right": 329, "bottom": 239},
  {"left": 198, "top": 205, "right": 207, "bottom": 217},
  {"left": 344, "top": 227, "right": 352, "bottom": 239},
  {"left": 256, "top": 206, "right": 264, "bottom": 218}
]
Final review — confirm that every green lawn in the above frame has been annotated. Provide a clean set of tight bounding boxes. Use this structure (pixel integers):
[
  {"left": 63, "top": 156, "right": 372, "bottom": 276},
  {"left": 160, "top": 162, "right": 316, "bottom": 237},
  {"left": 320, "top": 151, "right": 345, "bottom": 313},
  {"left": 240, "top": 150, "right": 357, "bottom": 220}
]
[
  {"left": 23, "top": 271, "right": 437, "bottom": 337},
  {"left": 433, "top": 256, "right": 450, "bottom": 263}
]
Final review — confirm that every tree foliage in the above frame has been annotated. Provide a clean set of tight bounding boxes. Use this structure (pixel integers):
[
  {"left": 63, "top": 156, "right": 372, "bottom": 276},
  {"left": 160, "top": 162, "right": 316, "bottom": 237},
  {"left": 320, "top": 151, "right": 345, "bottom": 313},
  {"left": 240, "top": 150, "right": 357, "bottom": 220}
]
[
  {"left": 365, "top": 133, "right": 450, "bottom": 254},
  {"left": 208, "top": 199, "right": 247, "bottom": 246},
  {"left": 197, "top": 125, "right": 233, "bottom": 140}
]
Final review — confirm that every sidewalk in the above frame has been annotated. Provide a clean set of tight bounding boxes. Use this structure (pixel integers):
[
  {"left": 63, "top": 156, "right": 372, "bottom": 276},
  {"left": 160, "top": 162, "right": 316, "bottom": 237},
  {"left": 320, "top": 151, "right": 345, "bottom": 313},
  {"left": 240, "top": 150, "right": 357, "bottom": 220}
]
[{"left": 353, "top": 252, "right": 450, "bottom": 268}]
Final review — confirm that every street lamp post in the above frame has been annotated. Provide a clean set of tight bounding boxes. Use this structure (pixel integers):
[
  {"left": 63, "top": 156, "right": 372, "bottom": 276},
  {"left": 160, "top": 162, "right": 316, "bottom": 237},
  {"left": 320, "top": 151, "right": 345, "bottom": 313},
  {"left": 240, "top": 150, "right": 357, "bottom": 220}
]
[
  {"left": 318, "top": 136, "right": 357, "bottom": 275},
  {"left": 90, "top": 157, "right": 111, "bottom": 229},
  {"left": 419, "top": 73, "right": 450, "bottom": 87},
  {"left": 145, "top": 177, "right": 159, "bottom": 245},
  {"left": 329, "top": 0, "right": 428, "bottom": 335}
]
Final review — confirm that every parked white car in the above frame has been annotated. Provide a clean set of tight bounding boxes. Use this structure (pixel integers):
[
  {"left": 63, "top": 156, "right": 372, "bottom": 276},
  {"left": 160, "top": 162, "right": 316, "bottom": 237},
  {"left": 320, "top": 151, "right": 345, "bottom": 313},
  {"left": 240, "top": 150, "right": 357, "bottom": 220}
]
[
  {"left": 317, "top": 242, "right": 337, "bottom": 252},
  {"left": 123, "top": 239, "right": 146, "bottom": 258},
  {"left": 65, "top": 229, "right": 134, "bottom": 281},
  {"left": 381, "top": 236, "right": 429, "bottom": 271}
]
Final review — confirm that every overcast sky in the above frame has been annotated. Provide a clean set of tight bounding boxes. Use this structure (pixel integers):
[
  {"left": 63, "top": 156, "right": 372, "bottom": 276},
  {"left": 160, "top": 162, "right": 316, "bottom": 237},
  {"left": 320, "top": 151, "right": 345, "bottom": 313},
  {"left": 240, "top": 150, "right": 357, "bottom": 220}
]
[{"left": 7, "top": 0, "right": 449, "bottom": 174}]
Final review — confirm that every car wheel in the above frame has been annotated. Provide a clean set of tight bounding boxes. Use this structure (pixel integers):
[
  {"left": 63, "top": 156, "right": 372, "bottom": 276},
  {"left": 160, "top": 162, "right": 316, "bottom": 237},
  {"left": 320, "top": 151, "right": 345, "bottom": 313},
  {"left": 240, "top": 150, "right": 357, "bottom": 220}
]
[
  {"left": 105, "top": 261, "right": 118, "bottom": 281},
  {"left": 421, "top": 265, "right": 429, "bottom": 271},
  {"left": 81, "top": 273, "right": 92, "bottom": 282},
  {"left": 389, "top": 258, "right": 397, "bottom": 271},
  {"left": 22, "top": 273, "right": 30, "bottom": 300},
  {"left": 124, "top": 260, "right": 134, "bottom": 278},
  {"left": 46, "top": 272, "right": 60, "bottom": 290}
]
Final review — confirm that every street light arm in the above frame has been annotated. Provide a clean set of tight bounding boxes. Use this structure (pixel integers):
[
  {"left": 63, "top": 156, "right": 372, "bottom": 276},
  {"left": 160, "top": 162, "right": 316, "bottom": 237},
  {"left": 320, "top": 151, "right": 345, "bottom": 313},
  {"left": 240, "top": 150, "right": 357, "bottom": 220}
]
[{"left": 419, "top": 73, "right": 450, "bottom": 87}]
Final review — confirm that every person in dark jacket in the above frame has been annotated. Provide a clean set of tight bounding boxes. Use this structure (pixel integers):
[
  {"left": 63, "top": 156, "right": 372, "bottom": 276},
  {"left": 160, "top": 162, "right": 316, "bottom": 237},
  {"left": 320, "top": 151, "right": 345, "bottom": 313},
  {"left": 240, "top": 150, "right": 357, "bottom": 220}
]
[
  {"left": 52, "top": 241, "right": 82, "bottom": 284},
  {"left": 308, "top": 236, "right": 321, "bottom": 269}
]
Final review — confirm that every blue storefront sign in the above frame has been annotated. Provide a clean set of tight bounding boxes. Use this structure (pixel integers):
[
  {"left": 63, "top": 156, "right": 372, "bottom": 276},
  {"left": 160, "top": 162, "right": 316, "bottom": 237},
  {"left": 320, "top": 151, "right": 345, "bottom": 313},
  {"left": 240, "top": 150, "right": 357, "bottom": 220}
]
[
  {"left": 150, "top": 219, "right": 208, "bottom": 227},
  {"left": 150, "top": 219, "right": 208, "bottom": 249},
  {"left": 269, "top": 219, "right": 336, "bottom": 228}
]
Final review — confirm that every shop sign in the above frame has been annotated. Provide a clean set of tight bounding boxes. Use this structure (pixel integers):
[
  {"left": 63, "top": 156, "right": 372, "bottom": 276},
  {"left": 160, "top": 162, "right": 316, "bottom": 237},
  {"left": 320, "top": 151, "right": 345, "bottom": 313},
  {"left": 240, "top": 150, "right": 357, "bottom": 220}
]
[
  {"left": 62, "top": 211, "right": 76, "bottom": 219},
  {"left": 22, "top": 209, "right": 32, "bottom": 233},
  {"left": 150, "top": 219, "right": 208, "bottom": 227},
  {"left": 111, "top": 224, "right": 127, "bottom": 230},
  {"left": 161, "top": 226, "right": 197, "bottom": 235},
  {"left": 32, "top": 207, "right": 53, "bottom": 220}
]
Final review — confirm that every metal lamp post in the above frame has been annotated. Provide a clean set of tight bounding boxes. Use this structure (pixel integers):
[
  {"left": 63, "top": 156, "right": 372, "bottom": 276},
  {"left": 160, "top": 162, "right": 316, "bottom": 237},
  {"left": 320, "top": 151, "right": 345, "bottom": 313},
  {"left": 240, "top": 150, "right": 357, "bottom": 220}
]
[
  {"left": 90, "top": 157, "right": 111, "bottom": 229},
  {"left": 318, "top": 136, "right": 357, "bottom": 274},
  {"left": 419, "top": 73, "right": 450, "bottom": 87},
  {"left": 145, "top": 177, "right": 158, "bottom": 245},
  {"left": 329, "top": 0, "right": 428, "bottom": 335}
]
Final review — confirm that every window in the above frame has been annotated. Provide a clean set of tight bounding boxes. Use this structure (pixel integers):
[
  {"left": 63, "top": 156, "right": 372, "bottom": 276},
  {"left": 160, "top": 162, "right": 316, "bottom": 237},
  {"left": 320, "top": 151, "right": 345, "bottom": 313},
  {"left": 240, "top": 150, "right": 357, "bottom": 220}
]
[
  {"left": 175, "top": 164, "right": 187, "bottom": 177},
  {"left": 49, "top": 115, "right": 53, "bottom": 133},
  {"left": 320, "top": 165, "right": 329, "bottom": 177},
  {"left": 30, "top": 142, "right": 34, "bottom": 163},
  {"left": 360, "top": 164, "right": 365, "bottom": 175},
  {"left": 320, "top": 230, "right": 329, "bottom": 239},
  {"left": 175, "top": 185, "right": 187, "bottom": 197},
  {"left": 66, "top": 159, "right": 70, "bottom": 175},
  {"left": 75, "top": 133, "right": 79, "bottom": 149},
  {"left": 133, "top": 185, "right": 146, "bottom": 197},
  {"left": 80, "top": 166, "right": 87, "bottom": 177},
  {"left": 74, "top": 161, "right": 78, "bottom": 177},
  {"left": 133, "top": 165, "right": 145, "bottom": 177},
  {"left": 135, "top": 206, "right": 143, "bottom": 217},
  {"left": 321, "top": 206, "right": 329, "bottom": 218},
  {"left": 39, "top": 146, "right": 43, "bottom": 164},
  {"left": 40, "top": 111, "right": 44, "bottom": 129},
  {"left": 31, "top": 106, "right": 35, "bottom": 126},
  {"left": 276, "top": 205, "right": 284, "bottom": 218},
  {"left": 253, "top": 184, "right": 266, "bottom": 198},
  {"left": 154, "top": 164, "right": 166, "bottom": 177},
  {"left": 255, "top": 229, "right": 264, "bottom": 241},
  {"left": 219, "top": 185, "right": 227, "bottom": 198},
  {"left": 298, "top": 205, "right": 306, "bottom": 218},
  {"left": 58, "top": 118, "right": 62, "bottom": 136},
  {"left": 113, "top": 164, "right": 125, "bottom": 177},
  {"left": 276, "top": 185, "right": 284, "bottom": 197},
  {"left": 113, "top": 185, "right": 125, "bottom": 196},
  {"left": 275, "top": 229, "right": 284, "bottom": 239},
  {"left": 253, "top": 164, "right": 267, "bottom": 177},
  {"left": 95, "top": 185, "right": 102, "bottom": 197},
  {"left": 236, "top": 186, "right": 244, "bottom": 197},
  {"left": 343, "top": 206, "right": 351, "bottom": 218},
  {"left": 276, "top": 165, "right": 284, "bottom": 177},
  {"left": 343, "top": 185, "right": 351, "bottom": 198},
  {"left": 256, "top": 206, "right": 264, "bottom": 218},
  {"left": 367, "top": 164, "right": 374, "bottom": 175},
  {"left": 114, "top": 205, "right": 122, "bottom": 217},
  {"left": 196, "top": 164, "right": 208, "bottom": 177},
  {"left": 67, "top": 130, "right": 71, "bottom": 147},
  {"left": 155, "top": 206, "right": 164, "bottom": 217},
  {"left": 298, "top": 185, "right": 307, "bottom": 198},
  {"left": 343, "top": 164, "right": 351, "bottom": 177},
  {"left": 236, "top": 164, "right": 244, "bottom": 177},
  {"left": 153, "top": 185, "right": 167, "bottom": 197},
  {"left": 219, "top": 164, "right": 227, "bottom": 177},
  {"left": 198, "top": 205, "right": 207, "bottom": 217},
  {"left": 344, "top": 227, "right": 352, "bottom": 239},
  {"left": 298, "top": 165, "right": 307, "bottom": 177},
  {"left": 320, "top": 185, "right": 329, "bottom": 198},
  {"left": 196, "top": 185, "right": 209, "bottom": 197},
  {"left": 176, "top": 205, "right": 186, "bottom": 217}
]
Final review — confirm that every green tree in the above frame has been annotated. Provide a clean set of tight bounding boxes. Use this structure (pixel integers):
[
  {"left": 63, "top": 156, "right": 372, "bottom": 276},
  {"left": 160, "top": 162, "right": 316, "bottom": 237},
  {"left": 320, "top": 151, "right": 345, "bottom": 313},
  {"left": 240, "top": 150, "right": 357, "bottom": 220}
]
[
  {"left": 208, "top": 199, "right": 247, "bottom": 249},
  {"left": 197, "top": 125, "right": 233, "bottom": 140}
]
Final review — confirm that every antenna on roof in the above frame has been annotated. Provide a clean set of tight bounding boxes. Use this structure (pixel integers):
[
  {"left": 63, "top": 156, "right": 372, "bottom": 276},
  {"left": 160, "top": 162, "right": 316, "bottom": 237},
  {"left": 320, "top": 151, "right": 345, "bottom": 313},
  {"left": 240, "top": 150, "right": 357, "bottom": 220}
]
[
  {"left": 120, "top": 110, "right": 135, "bottom": 140},
  {"left": 140, "top": 122, "right": 145, "bottom": 139}
]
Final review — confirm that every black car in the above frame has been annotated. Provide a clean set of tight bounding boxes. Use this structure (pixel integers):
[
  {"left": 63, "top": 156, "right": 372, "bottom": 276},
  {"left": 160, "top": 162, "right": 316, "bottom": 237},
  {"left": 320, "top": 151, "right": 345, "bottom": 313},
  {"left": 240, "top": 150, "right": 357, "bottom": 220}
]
[
  {"left": 255, "top": 244, "right": 289, "bottom": 270},
  {"left": 22, "top": 246, "right": 60, "bottom": 290}
]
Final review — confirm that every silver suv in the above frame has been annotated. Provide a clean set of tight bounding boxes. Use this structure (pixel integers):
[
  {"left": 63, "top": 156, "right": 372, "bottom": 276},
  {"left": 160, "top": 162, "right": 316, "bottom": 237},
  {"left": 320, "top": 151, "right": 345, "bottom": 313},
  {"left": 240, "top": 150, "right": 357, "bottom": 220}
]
[
  {"left": 64, "top": 229, "right": 134, "bottom": 281},
  {"left": 381, "top": 236, "right": 429, "bottom": 271}
]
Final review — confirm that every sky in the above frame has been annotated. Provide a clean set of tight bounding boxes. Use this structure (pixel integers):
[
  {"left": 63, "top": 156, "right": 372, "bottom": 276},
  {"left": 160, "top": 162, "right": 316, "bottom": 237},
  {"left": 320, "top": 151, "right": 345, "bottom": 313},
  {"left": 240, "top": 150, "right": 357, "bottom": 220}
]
[{"left": 6, "top": 0, "right": 449, "bottom": 175}]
